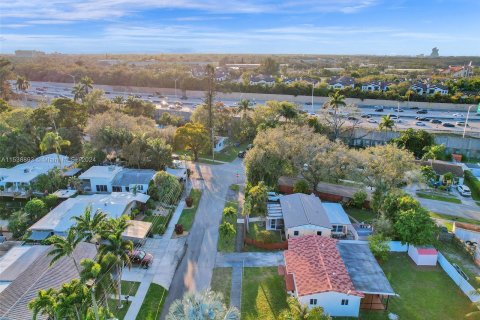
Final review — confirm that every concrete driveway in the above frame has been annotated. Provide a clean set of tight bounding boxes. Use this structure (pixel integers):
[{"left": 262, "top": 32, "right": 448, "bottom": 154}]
[{"left": 160, "top": 159, "right": 245, "bottom": 318}]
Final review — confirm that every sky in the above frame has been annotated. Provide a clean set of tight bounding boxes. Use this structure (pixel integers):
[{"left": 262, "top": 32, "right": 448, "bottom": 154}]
[{"left": 1, "top": 0, "right": 479, "bottom": 55}]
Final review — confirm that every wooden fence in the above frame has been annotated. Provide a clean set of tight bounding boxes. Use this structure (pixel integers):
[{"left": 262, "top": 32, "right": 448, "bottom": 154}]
[{"left": 244, "top": 237, "right": 288, "bottom": 250}]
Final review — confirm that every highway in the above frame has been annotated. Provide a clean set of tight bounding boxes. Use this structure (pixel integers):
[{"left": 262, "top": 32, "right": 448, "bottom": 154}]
[{"left": 14, "top": 81, "right": 480, "bottom": 134}]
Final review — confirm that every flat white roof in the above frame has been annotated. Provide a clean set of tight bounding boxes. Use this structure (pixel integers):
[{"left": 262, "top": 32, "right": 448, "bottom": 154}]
[
  {"left": 78, "top": 165, "right": 123, "bottom": 181},
  {"left": 322, "top": 203, "right": 352, "bottom": 225},
  {"left": 29, "top": 192, "right": 150, "bottom": 233},
  {"left": 0, "top": 154, "right": 73, "bottom": 183}
]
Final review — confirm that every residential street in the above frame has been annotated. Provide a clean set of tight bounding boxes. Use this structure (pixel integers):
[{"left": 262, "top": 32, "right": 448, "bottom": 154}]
[
  {"left": 160, "top": 159, "right": 245, "bottom": 319},
  {"left": 417, "top": 198, "right": 480, "bottom": 220}
]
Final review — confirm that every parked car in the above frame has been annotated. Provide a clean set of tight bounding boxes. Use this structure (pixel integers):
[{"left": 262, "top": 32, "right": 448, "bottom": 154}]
[
  {"left": 237, "top": 150, "right": 246, "bottom": 158},
  {"left": 430, "top": 119, "right": 442, "bottom": 124},
  {"left": 267, "top": 192, "right": 282, "bottom": 202},
  {"left": 457, "top": 185, "right": 472, "bottom": 197},
  {"left": 443, "top": 122, "right": 455, "bottom": 127},
  {"left": 415, "top": 121, "right": 426, "bottom": 126},
  {"left": 416, "top": 109, "right": 428, "bottom": 114},
  {"left": 361, "top": 114, "right": 372, "bottom": 118},
  {"left": 128, "top": 250, "right": 153, "bottom": 268}
]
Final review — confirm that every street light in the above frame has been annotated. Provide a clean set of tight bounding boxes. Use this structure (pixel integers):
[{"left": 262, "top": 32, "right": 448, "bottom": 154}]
[{"left": 463, "top": 105, "right": 475, "bottom": 138}]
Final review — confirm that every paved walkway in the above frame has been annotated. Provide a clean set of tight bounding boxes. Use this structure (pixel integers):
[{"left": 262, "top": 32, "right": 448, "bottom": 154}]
[
  {"left": 215, "top": 252, "right": 284, "bottom": 267},
  {"left": 229, "top": 263, "right": 243, "bottom": 310}
]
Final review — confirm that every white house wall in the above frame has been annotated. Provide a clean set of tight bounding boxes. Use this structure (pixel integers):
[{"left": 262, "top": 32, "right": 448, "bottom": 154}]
[
  {"left": 286, "top": 225, "right": 331, "bottom": 238},
  {"left": 297, "top": 292, "right": 361, "bottom": 318},
  {"left": 88, "top": 178, "right": 113, "bottom": 193}
]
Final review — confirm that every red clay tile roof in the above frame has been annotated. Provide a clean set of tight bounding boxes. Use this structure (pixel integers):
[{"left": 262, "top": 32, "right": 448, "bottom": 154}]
[
  {"left": 417, "top": 248, "right": 438, "bottom": 255},
  {"left": 284, "top": 235, "right": 363, "bottom": 297},
  {"left": 285, "top": 274, "right": 295, "bottom": 292}
]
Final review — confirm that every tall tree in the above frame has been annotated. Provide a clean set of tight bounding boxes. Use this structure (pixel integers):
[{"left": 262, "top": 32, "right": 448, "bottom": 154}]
[
  {"left": 0, "top": 58, "right": 13, "bottom": 99},
  {"left": 79, "top": 76, "right": 94, "bottom": 94},
  {"left": 321, "top": 91, "right": 349, "bottom": 139},
  {"left": 72, "top": 205, "right": 107, "bottom": 241},
  {"left": 15, "top": 75, "right": 30, "bottom": 102},
  {"left": 174, "top": 122, "right": 209, "bottom": 161},
  {"left": 167, "top": 289, "right": 239, "bottom": 320},
  {"left": 28, "top": 288, "right": 58, "bottom": 320},
  {"left": 46, "top": 228, "right": 83, "bottom": 273},
  {"left": 237, "top": 99, "right": 252, "bottom": 118},
  {"left": 378, "top": 114, "right": 394, "bottom": 132},
  {"left": 39, "top": 131, "right": 71, "bottom": 168},
  {"left": 394, "top": 207, "right": 438, "bottom": 246}
]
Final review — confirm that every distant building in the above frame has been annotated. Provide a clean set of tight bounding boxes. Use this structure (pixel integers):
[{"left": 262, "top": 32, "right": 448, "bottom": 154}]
[
  {"left": 225, "top": 63, "right": 260, "bottom": 70},
  {"left": 440, "top": 63, "right": 473, "bottom": 78},
  {"left": 410, "top": 82, "right": 449, "bottom": 95},
  {"left": 79, "top": 166, "right": 155, "bottom": 193},
  {"left": 327, "top": 76, "right": 355, "bottom": 89},
  {"left": 361, "top": 81, "right": 393, "bottom": 92},
  {"left": 214, "top": 69, "right": 229, "bottom": 82},
  {"left": 249, "top": 74, "right": 276, "bottom": 86},
  {"left": 14, "top": 50, "right": 45, "bottom": 58}
]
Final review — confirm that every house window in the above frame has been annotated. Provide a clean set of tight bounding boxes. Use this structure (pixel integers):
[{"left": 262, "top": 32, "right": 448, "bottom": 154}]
[
  {"left": 341, "top": 299, "right": 349, "bottom": 306},
  {"left": 270, "top": 219, "right": 276, "bottom": 229},
  {"left": 112, "top": 186, "right": 122, "bottom": 192},
  {"left": 293, "top": 231, "right": 299, "bottom": 236},
  {"left": 96, "top": 185, "right": 107, "bottom": 192},
  {"left": 137, "top": 185, "right": 144, "bottom": 191},
  {"left": 125, "top": 187, "right": 130, "bottom": 192},
  {"left": 332, "top": 225, "right": 344, "bottom": 233},
  {"left": 310, "top": 299, "right": 317, "bottom": 305},
  {"left": 316, "top": 231, "right": 322, "bottom": 236}
]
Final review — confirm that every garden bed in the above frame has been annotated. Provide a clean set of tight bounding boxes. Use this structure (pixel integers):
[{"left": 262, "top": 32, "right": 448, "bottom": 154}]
[
  {"left": 177, "top": 189, "right": 202, "bottom": 232},
  {"left": 217, "top": 201, "right": 238, "bottom": 252}
]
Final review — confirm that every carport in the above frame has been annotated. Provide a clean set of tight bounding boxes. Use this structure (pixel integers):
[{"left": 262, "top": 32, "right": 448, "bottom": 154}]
[{"left": 337, "top": 241, "right": 397, "bottom": 311}]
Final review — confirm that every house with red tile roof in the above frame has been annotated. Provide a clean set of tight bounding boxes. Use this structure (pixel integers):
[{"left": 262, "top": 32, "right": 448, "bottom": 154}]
[{"left": 282, "top": 236, "right": 395, "bottom": 317}]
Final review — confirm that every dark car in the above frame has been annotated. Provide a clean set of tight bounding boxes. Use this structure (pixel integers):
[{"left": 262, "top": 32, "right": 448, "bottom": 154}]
[
  {"left": 443, "top": 122, "right": 455, "bottom": 127},
  {"left": 430, "top": 119, "right": 442, "bottom": 124},
  {"left": 415, "top": 117, "right": 430, "bottom": 121},
  {"left": 347, "top": 116, "right": 358, "bottom": 121},
  {"left": 416, "top": 109, "right": 428, "bottom": 114},
  {"left": 128, "top": 250, "right": 153, "bottom": 269},
  {"left": 374, "top": 107, "right": 384, "bottom": 112},
  {"left": 409, "top": 106, "right": 419, "bottom": 110},
  {"left": 180, "top": 95, "right": 188, "bottom": 100},
  {"left": 394, "top": 108, "right": 404, "bottom": 113},
  {"left": 361, "top": 114, "right": 372, "bottom": 118},
  {"left": 238, "top": 151, "right": 246, "bottom": 158}
]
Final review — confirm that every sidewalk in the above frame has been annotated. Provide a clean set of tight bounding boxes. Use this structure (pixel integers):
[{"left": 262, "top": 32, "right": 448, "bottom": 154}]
[{"left": 215, "top": 252, "right": 284, "bottom": 267}]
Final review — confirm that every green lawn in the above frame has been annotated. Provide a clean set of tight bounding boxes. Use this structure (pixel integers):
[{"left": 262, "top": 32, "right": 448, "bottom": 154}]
[
  {"left": 416, "top": 191, "right": 462, "bottom": 204},
  {"left": 429, "top": 212, "right": 480, "bottom": 226},
  {"left": 360, "top": 253, "right": 477, "bottom": 320},
  {"left": 121, "top": 280, "right": 141, "bottom": 296},
  {"left": 344, "top": 207, "right": 376, "bottom": 223},
  {"left": 437, "top": 239, "right": 480, "bottom": 287},
  {"left": 177, "top": 189, "right": 202, "bottom": 231},
  {"left": 135, "top": 283, "right": 168, "bottom": 320},
  {"left": 244, "top": 222, "right": 283, "bottom": 252},
  {"left": 143, "top": 211, "right": 172, "bottom": 235},
  {"left": 107, "top": 299, "right": 131, "bottom": 320},
  {"left": 241, "top": 267, "right": 288, "bottom": 320},
  {"left": 217, "top": 201, "right": 238, "bottom": 252},
  {"left": 210, "top": 267, "right": 233, "bottom": 306},
  {"left": 176, "top": 142, "right": 247, "bottom": 164}
]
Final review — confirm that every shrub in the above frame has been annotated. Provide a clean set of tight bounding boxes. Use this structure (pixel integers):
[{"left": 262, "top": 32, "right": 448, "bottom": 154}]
[
  {"left": 43, "top": 194, "right": 59, "bottom": 209},
  {"left": 465, "top": 171, "right": 480, "bottom": 200},
  {"left": 293, "top": 179, "right": 310, "bottom": 194},
  {"left": 153, "top": 171, "right": 182, "bottom": 205},
  {"left": 223, "top": 207, "right": 237, "bottom": 219},
  {"left": 175, "top": 224, "right": 184, "bottom": 235},
  {"left": 368, "top": 234, "right": 390, "bottom": 262},
  {"left": 256, "top": 230, "right": 277, "bottom": 244},
  {"left": 351, "top": 190, "right": 368, "bottom": 208}
]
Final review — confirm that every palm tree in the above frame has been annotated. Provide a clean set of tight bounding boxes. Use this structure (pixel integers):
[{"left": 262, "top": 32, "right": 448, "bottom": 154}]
[
  {"left": 378, "top": 115, "right": 395, "bottom": 141},
  {"left": 167, "top": 289, "right": 240, "bottom": 320},
  {"left": 72, "top": 83, "right": 85, "bottom": 102},
  {"left": 237, "top": 99, "right": 252, "bottom": 118},
  {"left": 55, "top": 279, "right": 90, "bottom": 320},
  {"left": 47, "top": 228, "right": 82, "bottom": 273},
  {"left": 79, "top": 76, "right": 94, "bottom": 94},
  {"left": 279, "top": 297, "right": 331, "bottom": 320},
  {"left": 71, "top": 205, "right": 107, "bottom": 241},
  {"left": 15, "top": 75, "right": 29, "bottom": 92},
  {"left": 39, "top": 131, "right": 71, "bottom": 168},
  {"left": 323, "top": 91, "right": 347, "bottom": 139},
  {"left": 29, "top": 288, "right": 58, "bottom": 320},
  {"left": 278, "top": 102, "right": 298, "bottom": 122},
  {"left": 98, "top": 218, "right": 133, "bottom": 308}
]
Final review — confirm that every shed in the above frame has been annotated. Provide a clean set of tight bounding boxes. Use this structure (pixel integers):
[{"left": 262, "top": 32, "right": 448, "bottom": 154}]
[{"left": 408, "top": 246, "right": 438, "bottom": 266}]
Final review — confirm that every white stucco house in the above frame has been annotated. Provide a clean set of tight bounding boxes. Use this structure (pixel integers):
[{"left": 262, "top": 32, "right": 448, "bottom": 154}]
[
  {"left": 267, "top": 193, "right": 356, "bottom": 239},
  {"left": 28, "top": 192, "right": 150, "bottom": 242},
  {"left": 79, "top": 166, "right": 156, "bottom": 193},
  {"left": 281, "top": 236, "right": 396, "bottom": 317},
  {"left": 327, "top": 76, "right": 355, "bottom": 89},
  {"left": 0, "top": 154, "right": 75, "bottom": 197},
  {"left": 411, "top": 82, "right": 449, "bottom": 95}
]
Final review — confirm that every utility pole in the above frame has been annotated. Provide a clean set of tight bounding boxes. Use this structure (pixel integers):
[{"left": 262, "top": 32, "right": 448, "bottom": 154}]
[{"left": 205, "top": 64, "right": 216, "bottom": 160}]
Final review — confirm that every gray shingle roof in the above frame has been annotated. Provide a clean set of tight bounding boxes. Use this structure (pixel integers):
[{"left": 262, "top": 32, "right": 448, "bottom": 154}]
[
  {"left": 280, "top": 193, "right": 330, "bottom": 229},
  {"left": 0, "top": 242, "right": 97, "bottom": 320},
  {"left": 111, "top": 168, "right": 156, "bottom": 187}
]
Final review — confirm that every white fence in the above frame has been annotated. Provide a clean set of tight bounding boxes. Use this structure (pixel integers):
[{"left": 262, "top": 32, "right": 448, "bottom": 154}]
[{"left": 437, "top": 252, "right": 479, "bottom": 303}]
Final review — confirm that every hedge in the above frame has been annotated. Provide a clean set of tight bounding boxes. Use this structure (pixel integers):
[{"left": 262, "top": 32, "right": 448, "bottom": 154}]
[{"left": 464, "top": 171, "right": 480, "bottom": 201}]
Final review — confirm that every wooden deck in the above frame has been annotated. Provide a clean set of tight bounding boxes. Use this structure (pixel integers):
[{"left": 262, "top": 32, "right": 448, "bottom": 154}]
[{"left": 360, "top": 294, "right": 388, "bottom": 311}]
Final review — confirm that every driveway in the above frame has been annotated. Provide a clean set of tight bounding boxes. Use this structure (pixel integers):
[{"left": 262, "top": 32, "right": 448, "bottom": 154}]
[{"left": 160, "top": 159, "right": 245, "bottom": 318}]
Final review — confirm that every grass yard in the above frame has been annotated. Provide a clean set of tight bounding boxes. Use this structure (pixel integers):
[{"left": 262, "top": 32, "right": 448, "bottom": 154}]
[
  {"left": 107, "top": 299, "right": 131, "bottom": 320},
  {"left": 176, "top": 142, "right": 247, "bottom": 164},
  {"left": 177, "top": 189, "right": 202, "bottom": 231},
  {"left": 416, "top": 191, "right": 462, "bottom": 204},
  {"left": 244, "top": 222, "right": 283, "bottom": 252},
  {"left": 210, "top": 267, "right": 233, "bottom": 306},
  {"left": 217, "top": 201, "right": 238, "bottom": 252},
  {"left": 360, "top": 253, "right": 477, "bottom": 320},
  {"left": 241, "top": 267, "right": 288, "bottom": 320},
  {"left": 437, "top": 239, "right": 480, "bottom": 287},
  {"left": 121, "top": 280, "right": 141, "bottom": 296},
  {"left": 344, "top": 207, "right": 376, "bottom": 223},
  {"left": 429, "top": 212, "right": 480, "bottom": 226},
  {"left": 143, "top": 211, "right": 172, "bottom": 235},
  {"left": 135, "top": 283, "right": 168, "bottom": 320}
]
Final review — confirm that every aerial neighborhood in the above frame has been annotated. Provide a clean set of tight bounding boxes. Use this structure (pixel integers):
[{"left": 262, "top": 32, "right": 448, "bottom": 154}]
[{"left": 1, "top": 3, "right": 480, "bottom": 319}]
